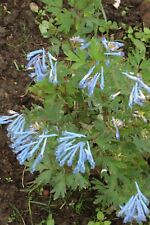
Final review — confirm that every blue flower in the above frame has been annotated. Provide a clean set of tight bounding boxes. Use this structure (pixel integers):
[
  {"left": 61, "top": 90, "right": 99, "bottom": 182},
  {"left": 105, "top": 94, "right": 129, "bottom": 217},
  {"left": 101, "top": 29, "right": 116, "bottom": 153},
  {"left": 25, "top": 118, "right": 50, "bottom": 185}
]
[
  {"left": 26, "top": 48, "right": 58, "bottom": 84},
  {"left": 104, "top": 52, "right": 124, "bottom": 57},
  {"left": 122, "top": 72, "right": 149, "bottom": 108},
  {"left": 70, "top": 36, "right": 86, "bottom": 44},
  {"left": 0, "top": 111, "right": 57, "bottom": 172},
  {"left": 55, "top": 131, "right": 95, "bottom": 173},
  {"left": 79, "top": 65, "right": 104, "bottom": 96},
  {"left": 27, "top": 49, "right": 43, "bottom": 61},
  {"left": 48, "top": 52, "right": 58, "bottom": 84},
  {"left": 102, "top": 37, "right": 124, "bottom": 65},
  {"left": 112, "top": 117, "right": 123, "bottom": 140},
  {"left": 128, "top": 82, "right": 145, "bottom": 108},
  {"left": 118, "top": 182, "right": 150, "bottom": 224},
  {"left": 0, "top": 111, "right": 19, "bottom": 124},
  {"left": 123, "top": 72, "right": 150, "bottom": 93},
  {"left": 101, "top": 37, "right": 124, "bottom": 52}
]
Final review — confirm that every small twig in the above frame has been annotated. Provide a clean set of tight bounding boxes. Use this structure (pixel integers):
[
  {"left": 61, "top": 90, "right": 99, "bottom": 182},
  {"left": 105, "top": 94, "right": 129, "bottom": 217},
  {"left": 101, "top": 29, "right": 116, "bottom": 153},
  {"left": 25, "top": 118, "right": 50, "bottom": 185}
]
[
  {"left": 21, "top": 166, "right": 26, "bottom": 188},
  {"left": 28, "top": 197, "right": 34, "bottom": 225},
  {"left": 59, "top": 201, "right": 66, "bottom": 209}
]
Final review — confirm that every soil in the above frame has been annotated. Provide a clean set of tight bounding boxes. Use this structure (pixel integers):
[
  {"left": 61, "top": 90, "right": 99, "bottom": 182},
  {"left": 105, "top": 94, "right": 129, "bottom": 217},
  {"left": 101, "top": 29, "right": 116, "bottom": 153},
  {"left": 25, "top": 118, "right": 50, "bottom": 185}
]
[{"left": 0, "top": 0, "right": 147, "bottom": 224}]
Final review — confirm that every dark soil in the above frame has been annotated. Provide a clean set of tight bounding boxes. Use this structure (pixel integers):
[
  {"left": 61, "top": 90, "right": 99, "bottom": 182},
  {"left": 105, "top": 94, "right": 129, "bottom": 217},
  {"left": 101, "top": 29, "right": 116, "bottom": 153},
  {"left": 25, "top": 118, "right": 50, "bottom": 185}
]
[{"left": 0, "top": 0, "right": 146, "bottom": 224}]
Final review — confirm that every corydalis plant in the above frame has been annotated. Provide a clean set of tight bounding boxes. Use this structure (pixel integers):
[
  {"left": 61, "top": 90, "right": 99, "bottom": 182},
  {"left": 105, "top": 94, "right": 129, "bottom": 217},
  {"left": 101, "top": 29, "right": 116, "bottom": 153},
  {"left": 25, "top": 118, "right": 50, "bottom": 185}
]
[
  {"left": 118, "top": 182, "right": 150, "bottom": 223},
  {"left": 26, "top": 48, "right": 58, "bottom": 84}
]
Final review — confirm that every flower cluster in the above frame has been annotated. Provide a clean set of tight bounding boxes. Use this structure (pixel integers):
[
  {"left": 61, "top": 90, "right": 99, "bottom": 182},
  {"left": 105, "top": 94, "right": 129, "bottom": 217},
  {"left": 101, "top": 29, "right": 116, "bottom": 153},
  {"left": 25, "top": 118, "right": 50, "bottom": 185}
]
[
  {"left": 55, "top": 131, "right": 95, "bottom": 173},
  {"left": 118, "top": 182, "right": 150, "bottom": 224},
  {"left": 77, "top": 37, "right": 124, "bottom": 96},
  {"left": 101, "top": 37, "right": 124, "bottom": 66},
  {"left": 101, "top": 37, "right": 124, "bottom": 57},
  {"left": 0, "top": 111, "right": 57, "bottom": 172},
  {"left": 0, "top": 112, "right": 95, "bottom": 174},
  {"left": 26, "top": 48, "right": 58, "bottom": 84},
  {"left": 79, "top": 64, "right": 104, "bottom": 96},
  {"left": 123, "top": 72, "right": 150, "bottom": 108}
]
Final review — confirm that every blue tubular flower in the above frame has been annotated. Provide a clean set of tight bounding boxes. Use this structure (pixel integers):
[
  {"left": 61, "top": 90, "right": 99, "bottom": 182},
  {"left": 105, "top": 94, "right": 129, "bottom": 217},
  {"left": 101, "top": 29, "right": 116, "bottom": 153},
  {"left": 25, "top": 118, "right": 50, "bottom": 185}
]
[
  {"left": 0, "top": 111, "right": 19, "bottom": 124},
  {"left": 102, "top": 37, "right": 124, "bottom": 62},
  {"left": 122, "top": 72, "right": 149, "bottom": 108},
  {"left": 26, "top": 48, "right": 58, "bottom": 84},
  {"left": 129, "top": 83, "right": 145, "bottom": 108},
  {"left": 123, "top": 72, "right": 150, "bottom": 93},
  {"left": 27, "top": 49, "right": 43, "bottom": 61},
  {"left": 34, "top": 59, "right": 47, "bottom": 82},
  {"left": 118, "top": 182, "right": 150, "bottom": 224},
  {"left": 7, "top": 114, "right": 25, "bottom": 137},
  {"left": 11, "top": 126, "right": 57, "bottom": 172},
  {"left": 55, "top": 131, "right": 95, "bottom": 173},
  {"left": 104, "top": 52, "right": 125, "bottom": 56},
  {"left": 79, "top": 65, "right": 104, "bottom": 96},
  {"left": 102, "top": 37, "right": 124, "bottom": 52},
  {"left": 0, "top": 111, "right": 57, "bottom": 172},
  {"left": 88, "top": 73, "right": 100, "bottom": 96},
  {"left": 112, "top": 117, "right": 120, "bottom": 140},
  {"left": 100, "top": 66, "right": 104, "bottom": 90},
  {"left": 79, "top": 65, "right": 96, "bottom": 89},
  {"left": 48, "top": 52, "right": 58, "bottom": 84}
]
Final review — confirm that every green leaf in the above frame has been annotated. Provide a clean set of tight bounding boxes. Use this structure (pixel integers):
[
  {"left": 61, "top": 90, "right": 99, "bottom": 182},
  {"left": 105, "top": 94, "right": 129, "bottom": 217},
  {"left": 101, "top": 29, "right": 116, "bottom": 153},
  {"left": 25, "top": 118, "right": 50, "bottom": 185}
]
[
  {"left": 132, "top": 39, "right": 146, "bottom": 53},
  {"left": 103, "top": 221, "right": 111, "bottom": 225},
  {"left": 51, "top": 173, "right": 67, "bottom": 199},
  {"left": 56, "top": 9, "right": 74, "bottom": 33},
  {"left": 128, "top": 26, "right": 133, "bottom": 34},
  {"left": 34, "top": 170, "right": 52, "bottom": 185},
  {"left": 65, "top": 50, "right": 80, "bottom": 62},
  {"left": 97, "top": 211, "right": 104, "bottom": 221},
  {"left": 88, "top": 38, "right": 102, "bottom": 60},
  {"left": 39, "top": 20, "right": 51, "bottom": 38},
  {"left": 87, "top": 222, "right": 95, "bottom": 225},
  {"left": 46, "top": 214, "right": 55, "bottom": 225},
  {"left": 41, "top": 0, "right": 62, "bottom": 8},
  {"left": 144, "top": 27, "right": 150, "bottom": 34}
]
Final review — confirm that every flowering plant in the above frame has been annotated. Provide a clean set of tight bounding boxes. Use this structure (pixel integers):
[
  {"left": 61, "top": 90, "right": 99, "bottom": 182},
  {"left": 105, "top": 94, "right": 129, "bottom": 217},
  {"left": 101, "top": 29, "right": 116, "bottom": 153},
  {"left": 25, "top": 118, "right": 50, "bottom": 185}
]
[{"left": 1, "top": 35, "right": 150, "bottom": 222}]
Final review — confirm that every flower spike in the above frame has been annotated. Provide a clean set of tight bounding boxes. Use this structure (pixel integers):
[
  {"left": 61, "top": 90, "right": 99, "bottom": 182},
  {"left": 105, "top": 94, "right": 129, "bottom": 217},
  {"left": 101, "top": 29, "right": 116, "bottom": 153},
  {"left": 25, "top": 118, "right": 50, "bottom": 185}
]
[
  {"left": 55, "top": 131, "right": 95, "bottom": 173},
  {"left": 79, "top": 65, "right": 104, "bottom": 96},
  {"left": 26, "top": 48, "right": 58, "bottom": 84},
  {"left": 118, "top": 182, "right": 150, "bottom": 224},
  {"left": 102, "top": 37, "right": 124, "bottom": 59},
  {"left": 122, "top": 72, "right": 150, "bottom": 108},
  {"left": 0, "top": 111, "right": 57, "bottom": 172}
]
